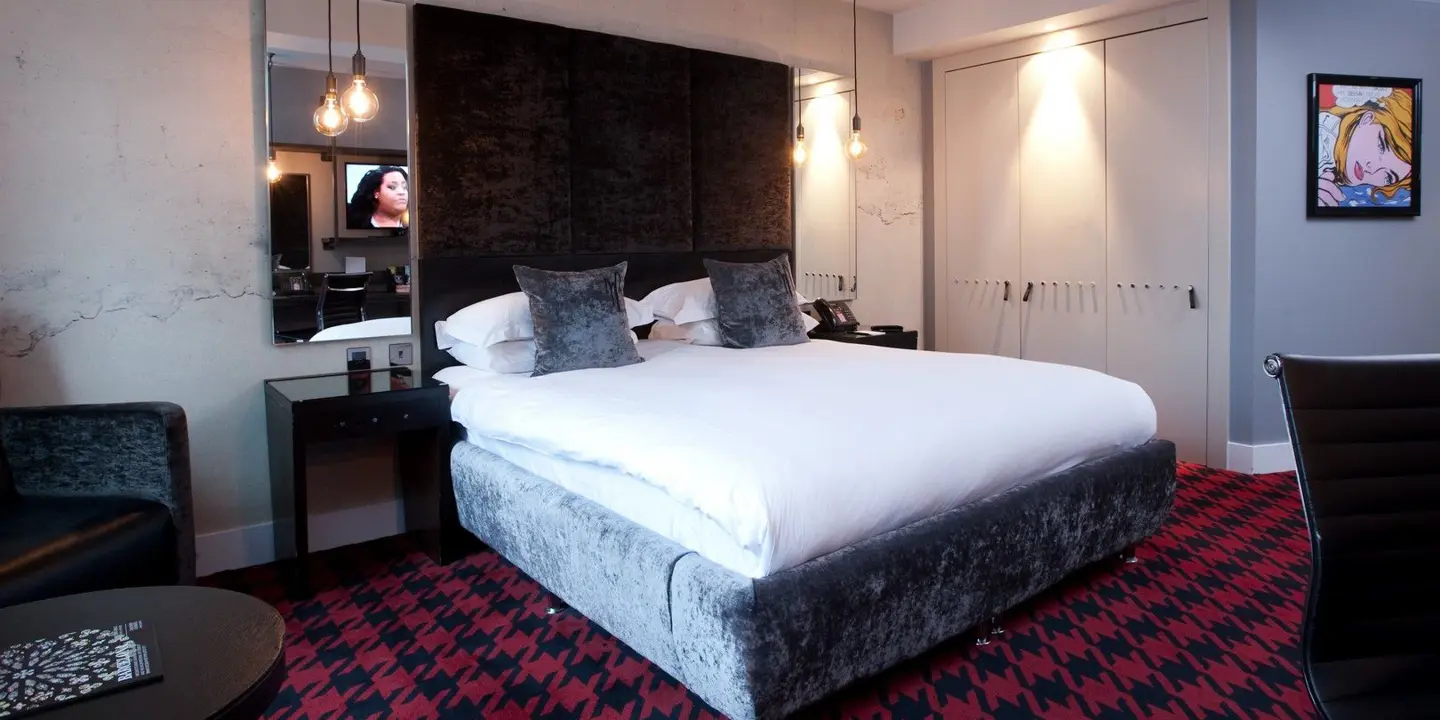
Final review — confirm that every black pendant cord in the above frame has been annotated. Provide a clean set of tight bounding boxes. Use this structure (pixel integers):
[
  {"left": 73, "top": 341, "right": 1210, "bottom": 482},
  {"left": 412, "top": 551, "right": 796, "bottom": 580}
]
[
  {"left": 327, "top": 0, "right": 334, "bottom": 78},
  {"left": 355, "top": 0, "right": 361, "bottom": 53},
  {"left": 852, "top": 0, "right": 859, "bottom": 124}
]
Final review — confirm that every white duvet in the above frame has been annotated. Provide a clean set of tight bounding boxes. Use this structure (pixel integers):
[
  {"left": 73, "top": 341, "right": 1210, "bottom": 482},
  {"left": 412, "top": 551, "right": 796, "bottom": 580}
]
[{"left": 447, "top": 340, "right": 1157, "bottom": 577}]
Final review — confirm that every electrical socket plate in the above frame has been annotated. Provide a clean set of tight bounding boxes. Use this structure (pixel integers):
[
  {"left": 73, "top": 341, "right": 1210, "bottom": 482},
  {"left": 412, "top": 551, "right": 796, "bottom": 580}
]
[
  {"left": 347, "top": 346, "right": 371, "bottom": 363},
  {"left": 389, "top": 342, "right": 413, "bottom": 366}
]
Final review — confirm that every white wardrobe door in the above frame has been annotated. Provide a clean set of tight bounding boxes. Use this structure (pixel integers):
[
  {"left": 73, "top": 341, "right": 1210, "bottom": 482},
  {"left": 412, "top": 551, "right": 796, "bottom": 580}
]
[
  {"left": 943, "top": 60, "right": 1021, "bottom": 357},
  {"left": 1018, "top": 42, "right": 1107, "bottom": 371},
  {"left": 1105, "top": 21, "right": 1209, "bottom": 462}
]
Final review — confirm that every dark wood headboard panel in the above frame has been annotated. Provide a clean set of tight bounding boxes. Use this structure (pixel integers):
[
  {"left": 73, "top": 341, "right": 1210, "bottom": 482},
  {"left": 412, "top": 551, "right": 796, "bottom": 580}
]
[{"left": 418, "top": 250, "right": 790, "bottom": 380}]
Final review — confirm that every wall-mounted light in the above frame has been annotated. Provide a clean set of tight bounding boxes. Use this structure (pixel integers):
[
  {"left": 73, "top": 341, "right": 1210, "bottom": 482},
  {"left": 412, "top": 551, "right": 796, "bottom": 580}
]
[
  {"left": 340, "top": 0, "right": 379, "bottom": 122},
  {"left": 266, "top": 52, "right": 282, "bottom": 182},
  {"left": 313, "top": 0, "right": 350, "bottom": 137},
  {"left": 847, "top": 0, "right": 868, "bottom": 161}
]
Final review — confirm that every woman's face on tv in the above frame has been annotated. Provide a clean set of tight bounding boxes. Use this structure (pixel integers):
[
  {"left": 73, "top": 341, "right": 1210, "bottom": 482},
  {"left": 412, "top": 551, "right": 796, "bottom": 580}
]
[{"left": 375, "top": 172, "right": 408, "bottom": 218}]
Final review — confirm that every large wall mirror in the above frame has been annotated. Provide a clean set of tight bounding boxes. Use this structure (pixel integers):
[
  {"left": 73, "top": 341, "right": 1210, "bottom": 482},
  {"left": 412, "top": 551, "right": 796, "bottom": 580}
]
[
  {"left": 793, "top": 70, "right": 858, "bottom": 304},
  {"left": 265, "top": 0, "right": 413, "bottom": 345}
]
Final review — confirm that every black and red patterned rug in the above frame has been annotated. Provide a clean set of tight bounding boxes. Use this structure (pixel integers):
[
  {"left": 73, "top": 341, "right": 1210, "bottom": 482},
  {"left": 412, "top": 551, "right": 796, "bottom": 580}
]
[{"left": 205, "top": 464, "right": 1314, "bottom": 719}]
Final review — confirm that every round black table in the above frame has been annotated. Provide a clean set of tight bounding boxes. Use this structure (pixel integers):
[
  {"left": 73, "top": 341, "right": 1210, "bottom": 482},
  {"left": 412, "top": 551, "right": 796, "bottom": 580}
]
[{"left": 0, "top": 586, "right": 286, "bottom": 719}]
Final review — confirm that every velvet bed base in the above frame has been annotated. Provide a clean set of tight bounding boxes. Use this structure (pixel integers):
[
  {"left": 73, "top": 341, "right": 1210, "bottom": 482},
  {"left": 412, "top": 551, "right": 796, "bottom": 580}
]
[{"left": 451, "top": 438, "right": 1177, "bottom": 719}]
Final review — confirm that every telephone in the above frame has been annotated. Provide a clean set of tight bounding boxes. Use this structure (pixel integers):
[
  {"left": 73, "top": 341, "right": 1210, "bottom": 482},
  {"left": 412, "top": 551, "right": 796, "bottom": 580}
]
[{"left": 811, "top": 298, "right": 859, "bottom": 332}]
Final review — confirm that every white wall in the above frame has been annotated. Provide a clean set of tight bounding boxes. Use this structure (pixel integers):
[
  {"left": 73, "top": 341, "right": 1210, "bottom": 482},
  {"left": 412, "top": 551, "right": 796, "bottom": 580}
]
[{"left": 0, "top": 0, "right": 923, "bottom": 564}]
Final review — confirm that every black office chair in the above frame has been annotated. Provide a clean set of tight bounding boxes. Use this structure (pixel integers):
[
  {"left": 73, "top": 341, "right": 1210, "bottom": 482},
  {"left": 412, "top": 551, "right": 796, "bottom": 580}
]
[
  {"left": 1265, "top": 353, "right": 1440, "bottom": 719},
  {"left": 316, "top": 272, "right": 371, "bottom": 330}
]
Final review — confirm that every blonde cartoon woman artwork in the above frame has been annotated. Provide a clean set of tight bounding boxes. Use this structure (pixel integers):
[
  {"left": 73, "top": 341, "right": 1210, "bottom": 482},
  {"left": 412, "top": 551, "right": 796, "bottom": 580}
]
[{"left": 1309, "top": 75, "right": 1422, "bottom": 216}]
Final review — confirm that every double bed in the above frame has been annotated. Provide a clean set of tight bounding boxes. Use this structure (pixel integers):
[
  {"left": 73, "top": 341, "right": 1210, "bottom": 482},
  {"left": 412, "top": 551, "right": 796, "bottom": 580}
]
[{"left": 419, "top": 252, "right": 1177, "bottom": 719}]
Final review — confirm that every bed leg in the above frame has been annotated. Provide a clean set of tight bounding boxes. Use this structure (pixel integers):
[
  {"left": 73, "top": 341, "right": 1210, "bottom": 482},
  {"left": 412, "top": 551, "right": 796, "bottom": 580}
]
[
  {"left": 975, "top": 618, "right": 996, "bottom": 646},
  {"left": 988, "top": 615, "right": 1006, "bottom": 637},
  {"left": 1119, "top": 545, "right": 1139, "bottom": 564},
  {"left": 545, "top": 601, "right": 570, "bottom": 616}
]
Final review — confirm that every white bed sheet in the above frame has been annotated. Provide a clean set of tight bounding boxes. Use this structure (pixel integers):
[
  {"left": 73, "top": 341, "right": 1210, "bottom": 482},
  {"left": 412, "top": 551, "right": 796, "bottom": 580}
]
[{"left": 444, "top": 340, "right": 1157, "bottom": 578}]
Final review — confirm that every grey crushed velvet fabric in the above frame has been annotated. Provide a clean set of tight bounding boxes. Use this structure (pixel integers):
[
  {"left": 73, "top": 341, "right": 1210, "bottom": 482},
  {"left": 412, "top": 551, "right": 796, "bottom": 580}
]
[
  {"left": 514, "top": 262, "right": 644, "bottom": 377},
  {"left": 674, "top": 438, "right": 1177, "bottom": 718},
  {"left": 702, "top": 255, "right": 809, "bottom": 349},
  {"left": 450, "top": 434, "right": 1176, "bottom": 720},
  {"left": 0, "top": 402, "right": 195, "bottom": 584},
  {"left": 451, "top": 441, "right": 689, "bottom": 676}
]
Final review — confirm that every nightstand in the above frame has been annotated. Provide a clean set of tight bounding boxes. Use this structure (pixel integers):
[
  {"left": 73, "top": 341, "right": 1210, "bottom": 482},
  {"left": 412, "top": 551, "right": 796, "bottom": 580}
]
[
  {"left": 264, "top": 368, "right": 465, "bottom": 578},
  {"left": 810, "top": 328, "right": 919, "bottom": 350}
]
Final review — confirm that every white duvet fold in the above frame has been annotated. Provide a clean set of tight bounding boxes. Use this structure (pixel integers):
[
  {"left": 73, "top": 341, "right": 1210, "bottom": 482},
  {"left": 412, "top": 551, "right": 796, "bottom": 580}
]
[{"left": 448, "top": 340, "right": 1157, "bottom": 577}]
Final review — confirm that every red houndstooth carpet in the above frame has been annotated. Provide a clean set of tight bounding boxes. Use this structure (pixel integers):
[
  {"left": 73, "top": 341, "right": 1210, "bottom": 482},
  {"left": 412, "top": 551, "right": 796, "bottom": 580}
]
[{"left": 205, "top": 463, "right": 1314, "bottom": 719}]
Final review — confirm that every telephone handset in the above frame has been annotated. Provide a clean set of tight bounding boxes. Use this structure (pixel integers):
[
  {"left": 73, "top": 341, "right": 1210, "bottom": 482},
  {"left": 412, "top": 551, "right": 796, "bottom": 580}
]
[{"left": 811, "top": 298, "right": 859, "bottom": 332}]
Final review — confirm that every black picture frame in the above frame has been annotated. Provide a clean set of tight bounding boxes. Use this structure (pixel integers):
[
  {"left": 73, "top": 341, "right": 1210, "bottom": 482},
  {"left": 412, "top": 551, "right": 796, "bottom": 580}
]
[{"left": 1307, "top": 73, "right": 1422, "bottom": 218}]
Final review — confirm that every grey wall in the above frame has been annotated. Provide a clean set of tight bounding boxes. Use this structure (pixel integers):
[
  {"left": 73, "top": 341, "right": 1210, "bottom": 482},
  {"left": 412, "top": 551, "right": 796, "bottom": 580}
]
[
  {"left": 271, "top": 65, "right": 408, "bottom": 151},
  {"left": 0, "top": 0, "right": 410, "bottom": 546},
  {"left": 1231, "top": 0, "right": 1440, "bottom": 445}
]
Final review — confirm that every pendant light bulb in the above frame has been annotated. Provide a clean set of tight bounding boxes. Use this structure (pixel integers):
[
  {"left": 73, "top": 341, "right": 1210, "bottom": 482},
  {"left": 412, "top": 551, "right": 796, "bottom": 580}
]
[
  {"left": 342, "top": 74, "right": 378, "bottom": 122},
  {"left": 313, "top": 0, "right": 349, "bottom": 137},
  {"left": 846, "top": 116, "right": 868, "bottom": 160},
  {"left": 341, "top": 0, "right": 378, "bottom": 122},
  {"left": 793, "top": 125, "right": 808, "bottom": 166},
  {"left": 267, "top": 158, "right": 283, "bottom": 183},
  {"left": 314, "top": 77, "right": 350, "bottom": 137}
]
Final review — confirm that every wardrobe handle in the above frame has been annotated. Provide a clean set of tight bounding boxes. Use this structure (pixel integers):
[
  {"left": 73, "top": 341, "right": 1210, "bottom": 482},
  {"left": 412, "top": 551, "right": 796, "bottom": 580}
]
[
  {"left": 1022, "top": 282, "right": 1034, "bottom": 302},
  {"left": 1003, "top": 281, "right": 1011, "bottom": 302},
  {"left": 1188, "top": 285, "right": 1198, "bottom": 310}
]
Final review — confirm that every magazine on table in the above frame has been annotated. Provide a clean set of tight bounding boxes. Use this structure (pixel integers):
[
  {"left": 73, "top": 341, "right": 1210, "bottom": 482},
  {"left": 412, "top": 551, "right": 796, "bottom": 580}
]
[{"left": 0, "top": 620, "right": 163, "bottom": 718}]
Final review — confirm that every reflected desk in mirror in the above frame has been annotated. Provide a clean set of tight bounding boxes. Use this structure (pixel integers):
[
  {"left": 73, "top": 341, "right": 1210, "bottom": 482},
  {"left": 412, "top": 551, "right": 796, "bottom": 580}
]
[{"left": 273, "top": 269, "right": 411, "bottom": 344}]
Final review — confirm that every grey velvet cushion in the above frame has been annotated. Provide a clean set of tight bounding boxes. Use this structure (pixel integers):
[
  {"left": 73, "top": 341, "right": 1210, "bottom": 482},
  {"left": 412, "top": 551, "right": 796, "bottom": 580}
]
[
  {"left": 513, "top": 262, "right": 644, "bottom": 376},
  {"left": 702, "top": 255, "right": 809, "bottom": 349}
]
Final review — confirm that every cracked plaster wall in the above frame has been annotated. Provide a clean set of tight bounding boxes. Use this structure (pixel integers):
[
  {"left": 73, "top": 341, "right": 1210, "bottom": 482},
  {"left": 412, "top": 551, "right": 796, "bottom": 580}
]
[{"left": 0, "top": 0, "right": 922, "bottom": 551}]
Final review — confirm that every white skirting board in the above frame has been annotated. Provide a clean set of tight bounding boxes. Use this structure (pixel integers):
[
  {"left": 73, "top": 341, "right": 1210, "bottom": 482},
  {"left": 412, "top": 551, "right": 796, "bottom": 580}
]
[
  {"left": 195, "top": 500, "right": 404, "bottom": 577},
  {"left": 1226, "top": 442, "right": 1297, "bottom": 475}
]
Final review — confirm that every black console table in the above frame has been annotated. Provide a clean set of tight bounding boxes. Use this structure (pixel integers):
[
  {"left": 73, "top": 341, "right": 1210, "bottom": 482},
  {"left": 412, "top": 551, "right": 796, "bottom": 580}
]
[{"left": 264, "top": 368, "right": 466, "bottom": 580}]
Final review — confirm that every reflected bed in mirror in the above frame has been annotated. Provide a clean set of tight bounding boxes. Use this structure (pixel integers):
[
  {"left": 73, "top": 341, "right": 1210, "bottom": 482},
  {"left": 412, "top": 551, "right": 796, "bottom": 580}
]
[{"left": 265, "top": 0, "right": 413, "bottom": 345}]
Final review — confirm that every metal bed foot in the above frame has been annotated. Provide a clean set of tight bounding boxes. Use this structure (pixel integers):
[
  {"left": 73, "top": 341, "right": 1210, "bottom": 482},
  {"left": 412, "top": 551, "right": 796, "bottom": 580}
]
[
  {"left": 976, "top": 616, "right": 1004, "bottom": 646},
  {"left": 1119, "top": 545, "right": 1139, "bottom": 564},
  {"left": 988, "top": 615, "right": 1006, "bottom": 637}
]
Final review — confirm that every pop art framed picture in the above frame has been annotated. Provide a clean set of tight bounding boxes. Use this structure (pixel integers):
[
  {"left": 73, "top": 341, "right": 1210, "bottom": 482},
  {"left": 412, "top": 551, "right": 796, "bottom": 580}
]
[{"left": 1308, "top": 74, "right": 1422, "bottom": 217}]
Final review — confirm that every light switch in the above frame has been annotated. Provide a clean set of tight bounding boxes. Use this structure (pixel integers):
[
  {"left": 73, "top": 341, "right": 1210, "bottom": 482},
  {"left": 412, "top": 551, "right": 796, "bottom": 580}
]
[{"left": 389, "top": 342, "right": 413, "bottom": 366}]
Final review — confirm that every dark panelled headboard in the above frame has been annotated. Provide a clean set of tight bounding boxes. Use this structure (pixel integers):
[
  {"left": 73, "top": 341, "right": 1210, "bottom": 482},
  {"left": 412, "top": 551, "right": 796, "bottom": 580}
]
[
  {"left": 412, "top": 5, "right": 793, "bottom": 380},
  {"left": 418, "top": 250, "right": 789, "bottom": 380}
]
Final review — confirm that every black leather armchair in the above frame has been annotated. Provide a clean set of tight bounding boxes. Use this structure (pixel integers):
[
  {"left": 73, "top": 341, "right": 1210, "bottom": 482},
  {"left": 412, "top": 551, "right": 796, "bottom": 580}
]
[
  {"left": 1265, "top": 353, "right": 1440, "bottom": 719},
  {"left": 0, "top": 402, "right": 194, "bottom": 608}
]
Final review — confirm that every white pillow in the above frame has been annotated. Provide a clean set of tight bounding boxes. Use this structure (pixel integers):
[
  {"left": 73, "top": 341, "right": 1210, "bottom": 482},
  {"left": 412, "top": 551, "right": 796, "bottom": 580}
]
[
  {"left": 433, "top": 364, "right": 499, "bottom": 387},
  {"left": 651, "top": 314, "right": 818, "bottom": 346},
  {"left": 440, "top": 292, "right": 653, "bottom": 349},
  {"left": 445, "top": 332, "right": 642, "bottom": 374},
  {"left": 446, "top": 339, "right": 538, "bottom": 374},
  {"left": 641, "top": 279, "right": 809, "bottom": 326}
]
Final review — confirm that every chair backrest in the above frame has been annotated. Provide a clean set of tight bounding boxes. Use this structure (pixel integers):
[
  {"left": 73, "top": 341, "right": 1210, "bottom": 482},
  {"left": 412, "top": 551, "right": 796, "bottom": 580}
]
[
  {"left": 316, "top": 272, "right": 371, "bottom": 330},
  {"left": 1266, "top": 353, "right": 1440, "bottom": 666}
]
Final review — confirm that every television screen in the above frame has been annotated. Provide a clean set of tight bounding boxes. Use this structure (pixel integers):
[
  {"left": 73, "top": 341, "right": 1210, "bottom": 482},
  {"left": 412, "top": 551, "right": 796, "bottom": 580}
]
[{"left": 343, "top": 162, "right": 409, "bottom": 230}]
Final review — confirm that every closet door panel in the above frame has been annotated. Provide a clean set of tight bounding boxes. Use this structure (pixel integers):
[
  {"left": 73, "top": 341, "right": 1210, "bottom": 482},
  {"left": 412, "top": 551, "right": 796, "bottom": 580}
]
[
  {"left": 1018, "top": 42, "right": 1107, "bottom": 371},
  {"left": 943, "top": 60, "right": 1021, "bottom": 357},
  {"left": 1105, "top": 21, "right": 1209, "bottom": 462}
]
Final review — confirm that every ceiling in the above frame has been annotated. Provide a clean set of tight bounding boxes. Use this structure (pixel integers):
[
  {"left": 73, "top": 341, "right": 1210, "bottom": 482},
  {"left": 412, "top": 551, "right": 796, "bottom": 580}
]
[{"left": 853, "top": 0, "right": 932, "bottom": 11}]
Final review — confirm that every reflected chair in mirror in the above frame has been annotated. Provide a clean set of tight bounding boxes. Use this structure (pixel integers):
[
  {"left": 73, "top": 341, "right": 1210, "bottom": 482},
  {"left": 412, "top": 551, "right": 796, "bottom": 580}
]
[
  {"left": 1265, "top": 353, "right": 1440, "bottom": 719},
  {"left": 316, "top": 272, "right": 372, "bottom": 330}
]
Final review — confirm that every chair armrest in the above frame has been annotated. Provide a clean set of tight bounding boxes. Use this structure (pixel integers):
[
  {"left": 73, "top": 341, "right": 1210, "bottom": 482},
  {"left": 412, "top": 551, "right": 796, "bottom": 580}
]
[{"left": 0, "top": 402, "right": 195, "bottom": 583}]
